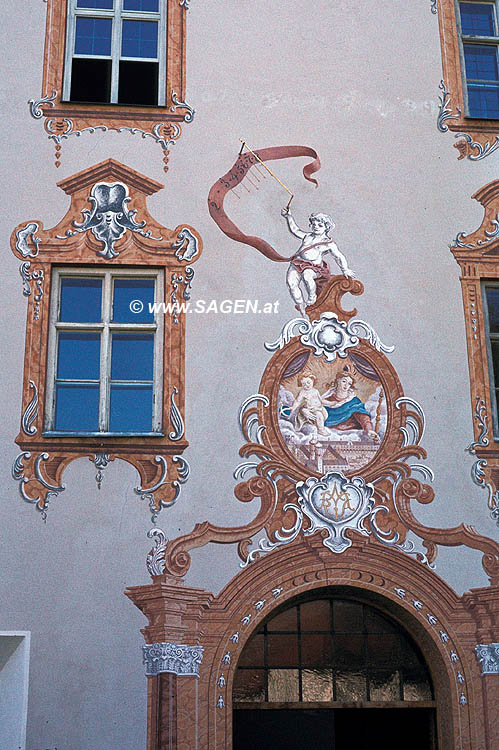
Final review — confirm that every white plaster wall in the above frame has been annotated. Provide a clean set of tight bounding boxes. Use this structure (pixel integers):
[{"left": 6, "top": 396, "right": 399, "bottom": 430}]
[
  {"left": 0, "top": 0, "right": 497, "bottom": 747},
  {"left": 0, "top": 633, "right": 30, "bottom": 750}
]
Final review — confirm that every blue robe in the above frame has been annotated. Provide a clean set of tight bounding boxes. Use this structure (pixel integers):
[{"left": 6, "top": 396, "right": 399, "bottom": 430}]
[{"left": 324, "top": 396, "right": 370, "bottom": 427}]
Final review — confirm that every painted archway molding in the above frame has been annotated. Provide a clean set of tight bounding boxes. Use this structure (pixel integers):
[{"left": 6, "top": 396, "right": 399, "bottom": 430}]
[{"left": 126, "top": 535, "right": 499, "bottom": 750}]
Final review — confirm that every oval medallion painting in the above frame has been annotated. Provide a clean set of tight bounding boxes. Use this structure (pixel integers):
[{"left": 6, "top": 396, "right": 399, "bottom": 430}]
[{"left": 277, "top": 351, "right": 387, "bottom": 474}]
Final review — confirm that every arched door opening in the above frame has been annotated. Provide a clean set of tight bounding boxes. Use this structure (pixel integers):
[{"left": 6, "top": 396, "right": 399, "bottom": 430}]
[{"left": 233, "top": 593, "right": 438, "bottom": 750}]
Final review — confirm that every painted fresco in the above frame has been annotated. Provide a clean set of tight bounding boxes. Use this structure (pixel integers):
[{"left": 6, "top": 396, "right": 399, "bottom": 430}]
[{"left": 277, "top": 351, "right": 386, "bottom": 474}]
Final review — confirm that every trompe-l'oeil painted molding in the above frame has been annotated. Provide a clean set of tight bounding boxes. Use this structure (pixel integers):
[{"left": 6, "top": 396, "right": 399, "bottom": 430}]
[{"left": 475, "top": 643, "right": 499, "bottom": 675}]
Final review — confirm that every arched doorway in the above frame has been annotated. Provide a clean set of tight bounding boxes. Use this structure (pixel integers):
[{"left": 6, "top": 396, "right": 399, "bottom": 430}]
[{"left": 233, "top": 593, "right": 438, "bottom": 749}]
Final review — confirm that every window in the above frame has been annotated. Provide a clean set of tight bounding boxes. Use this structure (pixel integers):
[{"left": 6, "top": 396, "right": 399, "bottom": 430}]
[
  {"left": 62, "top": 0, "right": 167, "bottom": 105},
  {"left": 458, "top": 2, "right": 499, "bottom": 118},
  {"left": 482, "top": 282, "right": 499, "bottom": 434},
  {"left": 44, "top": 267, "right": 164, "bottom": 435}
]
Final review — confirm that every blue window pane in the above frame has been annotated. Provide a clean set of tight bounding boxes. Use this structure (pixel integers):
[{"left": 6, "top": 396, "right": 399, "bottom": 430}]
[
  {"left": 486, "top": 287, "right": 499, "bottom": 331},
  {"left": 111, "top": 333, "right": 154, "bottom": 380},
  {"left": 77, "top": 0, "right": 114, "bottom": 8},
  {"left": 121, "top": 20, "right": 158, "bottom": 58},
  {"left": 468, "top": 83, "right": 499, "bottom": 116},
  {"left": 460, "top": 3, "right": 496, "bottom": 35},
  {"left": 75, "top": 17, "right": 112, "bottom": 56},
  {"left": 109, "top": 384, "right": 153, "bottom": 431},
  {"left": 59, "top": 277, "right": 102, "bottom": 322},
  {"left": 55, "top": 383, "right": 99, "bottom": 431},
  {"left": 57, "top": 332, "right": 101, "bottom": 380},
  {"left": 113, "top": 278, "right": 155, "bottom": 323},
  {"left": 124, "top": 0, "right": 159, "bottom": 10},
  {"left": 464, "top": 44, "right": 499, "bottom": 80}
]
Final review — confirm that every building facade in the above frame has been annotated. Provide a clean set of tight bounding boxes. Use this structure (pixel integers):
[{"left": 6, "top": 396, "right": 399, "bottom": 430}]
[{"left": 1, "top": 1, "right": 498, "bottom": 748}]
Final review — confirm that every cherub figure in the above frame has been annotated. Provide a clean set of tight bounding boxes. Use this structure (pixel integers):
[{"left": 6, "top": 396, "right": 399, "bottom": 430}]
[
  {"left": 281, "top": 208, "right": 354, "bottom": 315},
  {"left": 290, "top": 374, "right": 330, "bottom": 442}
]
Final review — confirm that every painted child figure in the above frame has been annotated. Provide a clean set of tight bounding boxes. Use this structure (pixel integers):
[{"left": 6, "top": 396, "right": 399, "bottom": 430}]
[
  {"left": 290, "top": 374, "right": 330, "bottom": 443},
  {"left": 281, "top": 208, "right": 354, "bottom": 315}
]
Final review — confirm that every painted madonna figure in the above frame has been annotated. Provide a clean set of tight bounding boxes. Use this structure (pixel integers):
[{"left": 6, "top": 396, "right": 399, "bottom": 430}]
[{"left": 322, "top": 372, "right": 378, "bottom": 441}]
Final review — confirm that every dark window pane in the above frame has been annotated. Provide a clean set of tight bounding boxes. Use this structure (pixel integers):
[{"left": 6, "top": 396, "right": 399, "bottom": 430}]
[
  {"left": 237, "top": 634, "right": 264, "bottom": 668},
  {"left": 333, "top": 600, "right": 364, "bottom": 632},
  {"left": 401, "top": 635, "right": 427, "bottom": 668},
  {"left": 111, "top": 333, "right": 154, "bottom": 381},
  {"left": 365, "top": 607, "right": 398, "bottom": 634},
  {"left": 300, "top": 600, "right": 331, "bottom": 632},
  {"left": 109, "top": 384, "right": 153, "bottom": 431},
  {"left": 367, "top": 635, "right": 399, "bottom": 666},
  {"left": 301, "top": 669, "right": 333, "bottom": 701},
  {"left": 491, "top": 341, "right": 499, "bottom": 387},
  {"left": 59, "top": 277, "right": 102, "bottom": 322},
  {"left": 460, "top": 3, "right": 496, "bottom": 35},
  {"left": 70, "top": 58, "right": 112, "bottom": 102},
  {"left": 121, "top": 20, "right": 158, "bottom": 57},
  {"left": 369, "top": 669, "right": 401, "bottom": 701},
  {"left": 301, "top": 634, "right": 332, "bottom": 667},
  {"left": 75, "top": 17, "right": 112, "bottom": 56},
  {"left": 124, "top": 0, "right": 159, "bottom": 10},
  {"left": 232, "top": 669, "right": 265, "bottom": 702},
  {"left": 77, "top": 0, "right": 113, "bottom": 8},
  {"left": 333, "top": 634, "right": 364, "bottom": 668},
  {"left": 113, "top": 278, "right": 155, "bottom": 323},
  {"left": 57, "top": 332, "right": 100, "bottom": 380},
  {"left": 335, "top": 671, "right": 366, "bottom": 701},
  {"left": 118, "top": 60, "right": 158, "bottom": 104},
  {"left": 267, "top": 669, "right": 299, "bottom": 702},
  {"left": 486, "top": 287, "right": 499, "bottom": 331},
  {"left": 464, "top": 44, "right": 499, "bottom": 80},
  {"left": 460, "top": 2, "right": 496, "bottom": 35},
  {"left": 55, "top": 383, "right": 99, "bottom": 431},
  {"left": 267, "top": 634, "right": 299, "bottom": 667},
  {"left": 267, "top": 607, "right": 297, "bottom": 632},
  {"left": 468, "top": 83, "right": 499, "bottom": 116}
]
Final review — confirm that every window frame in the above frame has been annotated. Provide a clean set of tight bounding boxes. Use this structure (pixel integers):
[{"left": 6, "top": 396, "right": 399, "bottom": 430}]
[
  {"left": 62, "top": 0, "right": 168, "bottom": 105},
  {"left": 456, "top": 0, "right": 499, "bottom": 119},
  {"left": 44, "top": 265, "right": 164, "bottom": 436},
  {"left": 481, "top": 280, "right": 499, "bottom": 437}
]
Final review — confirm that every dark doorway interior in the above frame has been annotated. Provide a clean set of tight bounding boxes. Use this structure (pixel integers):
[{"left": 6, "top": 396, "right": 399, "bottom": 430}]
[{"left": 234, "top": 707, "right": 437, "bottom": 750}]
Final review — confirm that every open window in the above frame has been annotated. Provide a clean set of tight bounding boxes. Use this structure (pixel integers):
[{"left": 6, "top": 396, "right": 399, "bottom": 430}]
[
  {"left": 31, "top": 0, "right": 192, "bottom": 166},
  {"left": 11, "top": 159, "right": 202, "bottom": 518}
]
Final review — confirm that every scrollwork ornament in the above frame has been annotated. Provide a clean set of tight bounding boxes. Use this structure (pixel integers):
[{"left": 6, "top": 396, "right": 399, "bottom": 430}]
[
  {"left": 466, "top": 396, "right": 489, "bottom": 453},
  {"left": 430, "top": 0, "right": 437, "bottom": 13},
  {"left": 29, "top": 90, "right": 57, "bottom": 119},
  {"left": 22, "top": 381, "right": 39, "bottom": 436},
  {"left": 12, "top": 451, "right": 65, "bottom": 520},
  {"left": 146, "top": 528, "right": 168, "bottom": 576},
  {"left": 179, "top": 0, "right": 191, "bottom": 9},
  {"left": 16, "top": 223, "right": 41, "bottom": 258},
  {"left": 265, "top": 312, "right": 393, "bottom": 362},
  {"left": 174, "top": 228, "right": 200, "bottom": 261},
  {"left": 455, "top": 132, "right": 499, "bottom": 161},
  {"left": 437, "top": 80, "right": 461, "bottom": 132},
  {"left": 92, "top": 453, "right": 111, "bottom": 490},
  {"left": 470, "top": 458, "right": 499, "bottom": 526},
  {"left": 170, "top": 91, "right": 195, "bottom": 123},
  {"left": 169, "top": 387, "right": 185, "bottom": 440},
  {"left": 475, "top": 643, "right": 499, "bottom": 674}
]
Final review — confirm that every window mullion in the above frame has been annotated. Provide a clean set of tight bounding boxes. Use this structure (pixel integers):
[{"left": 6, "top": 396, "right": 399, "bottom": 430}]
[
  {"left": 158, "top": 0, "right": 167, "bottom": 105},
  {"left": 99, "top": 273, "right": 112, "bottom": 431},
  {"left": 110, "top": 0, "right": 123, "bottom": 103},
  {"left": 63, "top": 0, "right": 79, "bottom": 100}
]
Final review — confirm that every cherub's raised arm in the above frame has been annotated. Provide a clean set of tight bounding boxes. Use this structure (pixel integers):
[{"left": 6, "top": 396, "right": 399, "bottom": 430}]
[
  {"left": 281, "top": 208, "right": 307, "bottom": 239},
  {"left": 327, "top": 242, "right": 355, "bottom": 277}
]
